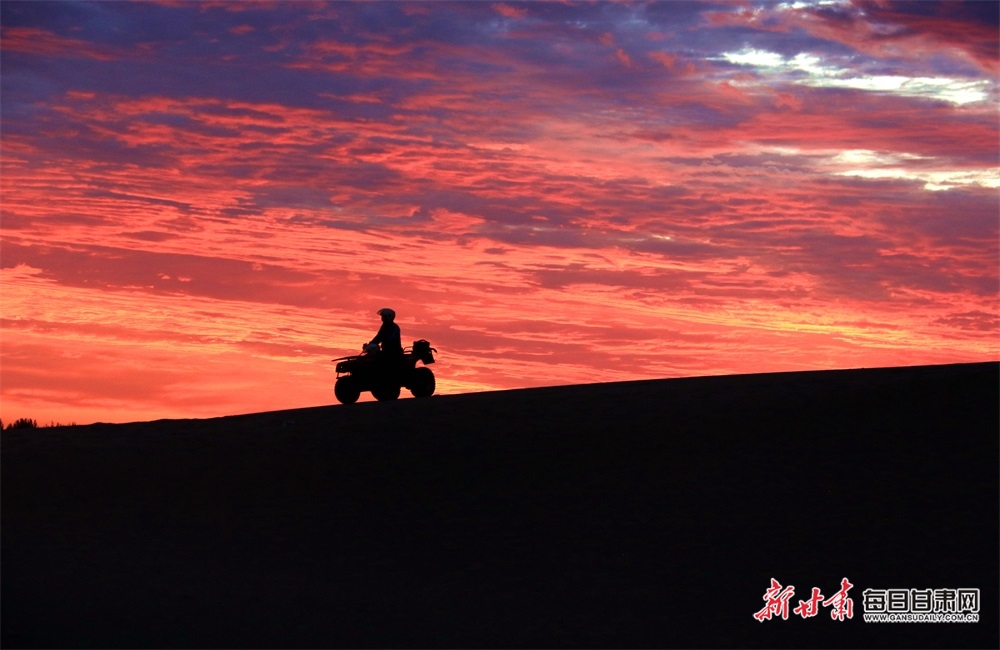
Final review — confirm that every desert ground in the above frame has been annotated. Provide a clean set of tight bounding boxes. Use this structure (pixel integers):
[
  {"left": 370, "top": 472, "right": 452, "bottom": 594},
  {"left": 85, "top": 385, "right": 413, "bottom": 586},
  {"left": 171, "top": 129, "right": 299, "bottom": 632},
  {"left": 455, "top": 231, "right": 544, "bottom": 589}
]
[{"left": 2, "top": 362, "right": 997, "bottom": 648}]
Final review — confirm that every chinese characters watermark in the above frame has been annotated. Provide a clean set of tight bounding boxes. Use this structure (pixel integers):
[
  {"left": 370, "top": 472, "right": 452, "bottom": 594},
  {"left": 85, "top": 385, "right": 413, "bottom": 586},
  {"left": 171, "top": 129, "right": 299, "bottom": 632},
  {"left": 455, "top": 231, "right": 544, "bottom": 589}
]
[
  {"left": 754, "top": 579, "right": 980, "bottom": 623},
  {"left": 862, "top": 587, "right": 980, "bottom": 623},
  {"left": 754, "top": 577, "right": 853, "bottom": 622}
]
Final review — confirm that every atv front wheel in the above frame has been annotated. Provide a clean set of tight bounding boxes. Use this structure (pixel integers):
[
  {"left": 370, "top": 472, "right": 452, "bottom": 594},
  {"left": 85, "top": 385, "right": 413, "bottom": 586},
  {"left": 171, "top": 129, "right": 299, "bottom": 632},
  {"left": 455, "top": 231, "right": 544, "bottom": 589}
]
[
  {"left": 334, "top": 376, "right": 361, "bottom": 405},
  {"left": 409, "top": 367, "right": 435, "bottom": 398}
]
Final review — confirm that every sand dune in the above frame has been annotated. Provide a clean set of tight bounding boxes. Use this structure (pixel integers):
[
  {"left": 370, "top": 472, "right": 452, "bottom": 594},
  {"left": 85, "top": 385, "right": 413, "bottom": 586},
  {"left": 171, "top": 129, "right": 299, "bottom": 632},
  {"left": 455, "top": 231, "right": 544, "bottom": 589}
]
[{"left": 3, "top": 362, "right": 997, "bottom": 648}]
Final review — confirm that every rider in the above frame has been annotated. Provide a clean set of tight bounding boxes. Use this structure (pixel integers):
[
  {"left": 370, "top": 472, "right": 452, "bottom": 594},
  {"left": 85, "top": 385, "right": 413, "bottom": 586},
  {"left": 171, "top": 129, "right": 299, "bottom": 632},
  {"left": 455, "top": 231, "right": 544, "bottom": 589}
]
[{"left": 369, "top": 308, "right": 403, "bottom": 358}]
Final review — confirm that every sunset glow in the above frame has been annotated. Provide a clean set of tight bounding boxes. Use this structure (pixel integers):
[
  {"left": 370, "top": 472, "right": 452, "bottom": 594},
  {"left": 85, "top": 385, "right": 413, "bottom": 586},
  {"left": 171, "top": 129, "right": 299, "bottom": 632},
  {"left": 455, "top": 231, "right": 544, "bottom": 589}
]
[{"left": 2, "top": 0, "right": 997, "bottom": 424}]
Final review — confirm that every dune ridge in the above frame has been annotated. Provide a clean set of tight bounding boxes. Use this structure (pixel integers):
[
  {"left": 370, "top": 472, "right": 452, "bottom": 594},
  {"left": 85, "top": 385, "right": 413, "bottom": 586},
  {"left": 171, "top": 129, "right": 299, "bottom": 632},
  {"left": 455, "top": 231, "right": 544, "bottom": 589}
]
[{"left": 3, "top": 362, "right": 997, "bottom": 648}]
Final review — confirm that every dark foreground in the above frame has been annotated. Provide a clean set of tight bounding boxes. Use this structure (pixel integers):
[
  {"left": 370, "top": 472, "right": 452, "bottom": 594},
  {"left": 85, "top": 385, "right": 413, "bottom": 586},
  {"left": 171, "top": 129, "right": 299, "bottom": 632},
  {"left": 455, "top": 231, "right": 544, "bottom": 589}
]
[{"left": 3, "top": 362, "right": 997, "bottom": 649}]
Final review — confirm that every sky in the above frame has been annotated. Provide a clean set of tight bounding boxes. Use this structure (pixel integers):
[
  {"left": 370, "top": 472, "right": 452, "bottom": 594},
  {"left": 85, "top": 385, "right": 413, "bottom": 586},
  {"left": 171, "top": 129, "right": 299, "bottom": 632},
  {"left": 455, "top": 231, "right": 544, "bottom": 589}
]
[{"left": 1, "top": 0, "right": 998, "bottom": 425}]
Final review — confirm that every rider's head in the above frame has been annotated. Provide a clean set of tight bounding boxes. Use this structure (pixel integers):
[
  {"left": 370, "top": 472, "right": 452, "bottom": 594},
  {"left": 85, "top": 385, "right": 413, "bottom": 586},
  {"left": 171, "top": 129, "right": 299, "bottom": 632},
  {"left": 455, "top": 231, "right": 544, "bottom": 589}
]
[{"left": 377, "top": 308, "right": 396, "bottom": 323}]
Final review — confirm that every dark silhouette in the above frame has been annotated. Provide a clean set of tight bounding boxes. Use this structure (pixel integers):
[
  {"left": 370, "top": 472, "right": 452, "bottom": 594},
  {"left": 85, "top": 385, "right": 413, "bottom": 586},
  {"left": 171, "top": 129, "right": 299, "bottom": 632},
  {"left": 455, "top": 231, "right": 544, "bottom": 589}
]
[
  {"left": 3, "top": 418, "right": 38, "bottom": 430},
  {"left": 333, "top": 308, "right": 437, "bottom": 404},
  {"left": 368, "top": 308, "right": 403, "bottom": 357},
  {"left": 2, "top": 363, "right": 997, "bottom": 649}
]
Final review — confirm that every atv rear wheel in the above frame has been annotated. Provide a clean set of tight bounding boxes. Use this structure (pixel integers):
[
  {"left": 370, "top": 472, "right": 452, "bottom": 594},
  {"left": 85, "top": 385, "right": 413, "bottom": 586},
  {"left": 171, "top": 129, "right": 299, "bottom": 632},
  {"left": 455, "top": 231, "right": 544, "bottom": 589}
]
[
  {"left": 409, "top": 367, "right": 435, "bottom": 398},
  {"left": 334, "top": 376, "right": 361, "bottom": 405},
  {"left": 371, "top": 382, "right": 401, "bottom": 401}
]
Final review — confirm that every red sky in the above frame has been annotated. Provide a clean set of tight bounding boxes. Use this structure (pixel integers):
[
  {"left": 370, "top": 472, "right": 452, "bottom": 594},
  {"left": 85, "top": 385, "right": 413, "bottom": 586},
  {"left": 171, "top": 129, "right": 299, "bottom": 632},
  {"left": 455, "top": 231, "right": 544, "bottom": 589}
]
[{"left": 2, "top": 0, "right": 997, "bottom": 425}]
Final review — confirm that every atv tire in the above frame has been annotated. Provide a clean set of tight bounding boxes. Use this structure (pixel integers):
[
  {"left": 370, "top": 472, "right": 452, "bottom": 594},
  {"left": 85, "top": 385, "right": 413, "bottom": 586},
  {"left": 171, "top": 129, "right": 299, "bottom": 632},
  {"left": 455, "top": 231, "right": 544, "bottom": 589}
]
[
  {"left": 409, "top": 367, "right": 435, "bottom": 398},
  {"left": 371, "top": 382, "right": 401, "bottom": 401},
  {"left": 334, "top": 376, "right": 361, "bottom": 405}
]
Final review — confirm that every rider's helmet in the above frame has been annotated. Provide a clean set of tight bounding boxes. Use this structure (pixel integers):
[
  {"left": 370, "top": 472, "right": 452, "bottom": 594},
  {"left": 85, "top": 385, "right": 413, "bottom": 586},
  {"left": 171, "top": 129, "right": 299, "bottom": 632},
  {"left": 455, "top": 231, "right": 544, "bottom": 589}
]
[{"left": 377, "top": 308, "right": 396, "bottom": 321}]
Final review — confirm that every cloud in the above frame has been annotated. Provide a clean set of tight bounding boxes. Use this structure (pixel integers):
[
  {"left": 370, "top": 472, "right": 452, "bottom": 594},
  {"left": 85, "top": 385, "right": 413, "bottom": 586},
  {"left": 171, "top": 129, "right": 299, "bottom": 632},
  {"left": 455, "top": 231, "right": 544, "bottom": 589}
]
[
  {"left": 0, "top": 26, "right": 119, "bottom": 60},
  {"left": 721, "top": 47, "right": 992, "bottom": 105},
  {"left": 1, "top": 0, "right": 996, "bottom": 424},
  {"left": 707, "top": 0, "right": 998, "bottom": 75}
]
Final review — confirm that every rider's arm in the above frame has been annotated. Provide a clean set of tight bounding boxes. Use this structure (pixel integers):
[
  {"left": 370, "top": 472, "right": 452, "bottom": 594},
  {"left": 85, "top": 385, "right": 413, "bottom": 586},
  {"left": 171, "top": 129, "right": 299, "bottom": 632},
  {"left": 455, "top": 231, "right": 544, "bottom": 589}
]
[{"left": 370, "top": 323, "right": 388, "bottom": 346}]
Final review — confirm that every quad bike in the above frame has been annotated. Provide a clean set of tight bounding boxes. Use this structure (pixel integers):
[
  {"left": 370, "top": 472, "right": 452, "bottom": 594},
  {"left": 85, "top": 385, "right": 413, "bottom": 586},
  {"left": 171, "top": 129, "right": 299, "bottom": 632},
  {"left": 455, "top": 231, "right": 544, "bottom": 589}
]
[{"left": 333, "top": 339, "right": 437, "bottom": 404}]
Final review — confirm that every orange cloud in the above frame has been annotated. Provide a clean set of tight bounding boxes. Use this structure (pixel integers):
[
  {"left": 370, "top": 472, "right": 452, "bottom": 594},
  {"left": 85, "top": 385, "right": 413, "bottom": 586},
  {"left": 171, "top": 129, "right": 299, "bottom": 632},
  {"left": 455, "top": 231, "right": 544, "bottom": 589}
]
[{"left": 1, "top": 1, "right": 996, "bottom": 424}]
